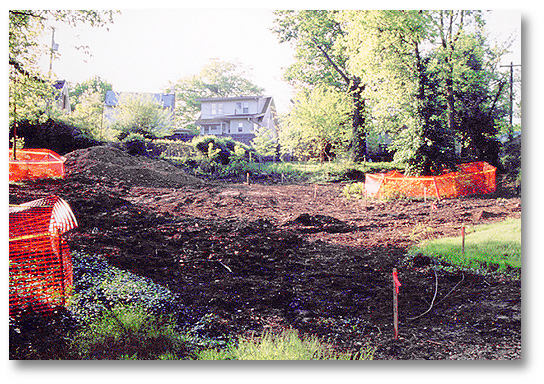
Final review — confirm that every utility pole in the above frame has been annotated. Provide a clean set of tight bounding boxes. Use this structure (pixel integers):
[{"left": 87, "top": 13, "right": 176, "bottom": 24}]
[
  {"left": 500, "top": 62, "right": 521, "bottom": 140},
  {"left": 47, "top": 27, "right": 59, "bottom": 117},
  {"left": 48, "top": 27, "right": 58, "bottom": 77}
]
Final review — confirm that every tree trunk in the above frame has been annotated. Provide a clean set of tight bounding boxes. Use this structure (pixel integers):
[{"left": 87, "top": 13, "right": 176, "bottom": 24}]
[{"left": 349, "top": 77, "right": 367, "bottom": 162}]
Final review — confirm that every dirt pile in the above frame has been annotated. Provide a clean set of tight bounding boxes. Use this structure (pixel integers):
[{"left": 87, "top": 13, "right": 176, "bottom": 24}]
[{"left": 64, "top": 146, "right": 204, "bottom": 188}]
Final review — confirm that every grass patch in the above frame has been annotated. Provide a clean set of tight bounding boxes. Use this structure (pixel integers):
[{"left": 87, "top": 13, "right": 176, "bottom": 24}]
[
  {"left": 411, "top": 218, "right": 521, "bottom": 272},
  {"left": 196, "top": 328, "right": 375, "bottom": 360},
  {"left": 256, "top": 160, "right": 401, "bottom": 183},
  {"left": 70, "top": 304, "right": 190, "bottom": 360}
]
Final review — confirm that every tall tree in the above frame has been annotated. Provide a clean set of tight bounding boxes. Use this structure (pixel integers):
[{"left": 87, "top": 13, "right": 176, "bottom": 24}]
[
  {"left": 9, "top": 10, "right": 117, "bottom": 125},
  {"left": 166, "top": 59, "right": 265, "bottom": 132},
  {"left": 339, "top": 10, "right": 456, "bottom": 175},
  {"left": 340, "top": 10, "right": 507, "bottom": 174},
  {"left": 272, "top": 10, "right": 367, "bottom": 162},
  {"left": 429, "top": 11, "right": 484, "bottom": 133},
  {"left": 279, "top": 85, "right": 351, "bottom": 162}
]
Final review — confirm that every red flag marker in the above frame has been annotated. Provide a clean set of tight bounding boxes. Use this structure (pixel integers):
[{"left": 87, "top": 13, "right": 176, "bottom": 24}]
[{"left": 393, "top": 269, "right": 402, "bottom": 294}]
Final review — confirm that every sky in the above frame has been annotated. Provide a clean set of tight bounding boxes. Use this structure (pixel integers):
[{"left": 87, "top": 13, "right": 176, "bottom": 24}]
[
  {"left": 39, "top": 9, "right": 296, "bottom": 113},
  {"left": 37, "top": 8, "right": 522, "bottom": 116}
]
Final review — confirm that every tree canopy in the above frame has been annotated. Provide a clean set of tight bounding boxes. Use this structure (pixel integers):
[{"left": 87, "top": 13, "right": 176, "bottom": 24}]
[
  {"left": 9, "top": 10, "right": 117, "bottom": 126},
  {"left": 274, "top": 10, "right": 512, "bottom": 174}
]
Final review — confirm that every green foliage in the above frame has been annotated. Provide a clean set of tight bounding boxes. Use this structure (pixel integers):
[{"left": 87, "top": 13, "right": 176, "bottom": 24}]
[
  {"left": 112, "top": 93, "right": 174, "bottom": 141},
  {"left": 69, "top": 76, "right": 113, "bottom": 111},
  {"left": 251, "top": 126, "right": 278, "bottom": 159},
  {"left": 197, "top": 328, "right": 375, "bottom": 360},
  {"left": 9, "top": 11, "right": 117, "bottom": 125},
  {"left": 342, "top": 182, "right": 366, "bottom": 200},
  {"left": 107, "top": 93, "right": 174, "bottom": 156},
  {"left": 10, "top": 136, "right": 25, "bottom": 151},
  {"left": 272, "top": 10, "right": 368, "bottom": 161},
  {"left": 70, "top": 304, "right": 187, "bottom": 360},
  {"left": 192, "top": 135, "right": 254, "bottom": 165},
  {"left": 411, "top": 218, "right": 521, "bottom": 273},
  {"left": 62, "top": 88, "right": 106, "bottom": 140},
  {"left": 275, "top": 10, "right": 513, "bottom": 174},
  {"left": 280, "top": 85, "right": 352, "bottom": 161}
]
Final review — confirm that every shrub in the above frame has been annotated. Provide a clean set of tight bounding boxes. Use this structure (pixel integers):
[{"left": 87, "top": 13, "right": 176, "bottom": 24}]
[
  {"left": 10, "top": 118, "right": 101, "bottom": 155},
  {"left": 343, "top": 182, "right": 366, "bottom": 199},
  {"left": 192, "top": 135, "right": 255, "bottom": 165}
]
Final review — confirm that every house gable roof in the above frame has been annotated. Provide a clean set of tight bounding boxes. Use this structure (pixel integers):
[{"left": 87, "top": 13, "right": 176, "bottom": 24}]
[{"left": 195, "top": 96, "right": 274, "bottom": 125}]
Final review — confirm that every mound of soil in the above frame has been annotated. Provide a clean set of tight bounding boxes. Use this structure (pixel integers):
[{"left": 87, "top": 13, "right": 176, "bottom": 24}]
[
  {"left": 64, "top": 146, "right": 204, "bottom": 189},
  {"left": 9, "top": 147, "right": 521, "bottom": 360}
]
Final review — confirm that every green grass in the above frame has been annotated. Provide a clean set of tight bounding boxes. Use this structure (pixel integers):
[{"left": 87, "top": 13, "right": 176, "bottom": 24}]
[
  {"left": 196, "top": 328, "right": 375, "bottom": 360},
  {"left": 411, "top": 218, "right": 521, "bottom": 272},
  {"left": 69, "top": 304, "right": 190, "bottom": 360},
  {"left": 70, "top": 308, "right": 374, "bottom": 360}
]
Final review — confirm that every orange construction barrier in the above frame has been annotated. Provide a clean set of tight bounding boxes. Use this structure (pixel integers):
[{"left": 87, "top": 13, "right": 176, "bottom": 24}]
[
  {"left": 365, "top": 161, "right": 496, "bottom": 199},
  {"left": 9, "top": 148, "right": 66, "bottom": 182},
  {"left": 9, "top": 195, "right": 78, "bottom": 316}
]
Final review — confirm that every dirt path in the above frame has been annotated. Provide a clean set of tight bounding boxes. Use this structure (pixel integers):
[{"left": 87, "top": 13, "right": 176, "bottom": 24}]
[{"left": 9, "top": 147, "right": 521, "bottom": 359}]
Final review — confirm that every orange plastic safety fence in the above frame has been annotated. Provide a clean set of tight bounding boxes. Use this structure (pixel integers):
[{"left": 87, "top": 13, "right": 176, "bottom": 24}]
[
  {"left": 365, "top": 161, "right": 496, "bottom": 199},
  {"left": 9, "top": 196, "right": 78, "bottom": 316},
  {"left": 9, "top": 148, "right": 66, "bottom": 182}
]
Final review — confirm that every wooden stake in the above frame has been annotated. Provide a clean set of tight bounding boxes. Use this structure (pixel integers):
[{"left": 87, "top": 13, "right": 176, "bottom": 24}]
[
  {"left": 461, "top": 226, "right": 465, "bottom": 256},
  {"left": 393, "top": 268, "right": 399, "bottom": 340},
  {"left": 314, "top": 184, "right": 317, "bottom": 199},
  {"left": 246, "top": 172, "right": 250, "bottom": 185},
  {"left": 424, "top": 187, "right": 427, "bottom": 203}
]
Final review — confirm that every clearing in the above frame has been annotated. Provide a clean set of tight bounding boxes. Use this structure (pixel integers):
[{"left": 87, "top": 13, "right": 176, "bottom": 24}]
[{"left": 9, "top": 146, "right": 521, "bottom": 359}]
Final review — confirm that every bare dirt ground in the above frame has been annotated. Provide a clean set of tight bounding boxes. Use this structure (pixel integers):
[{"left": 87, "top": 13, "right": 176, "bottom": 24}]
[{"left": 9, "top": 146, "right": 521, "bottom": 359}]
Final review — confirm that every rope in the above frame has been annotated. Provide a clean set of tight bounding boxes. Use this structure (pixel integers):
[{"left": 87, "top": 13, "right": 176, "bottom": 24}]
[{"left": 407, "top": 267, "right": 438, "bottom": 320}]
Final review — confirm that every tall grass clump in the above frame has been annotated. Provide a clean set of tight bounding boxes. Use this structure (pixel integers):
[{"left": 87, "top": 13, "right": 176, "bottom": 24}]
[
  {"left": 69, "top": 304, "right": 189, "bottom": 359},
  {"left": 411, "top": 218, "right": 521, "bottom": 272},
  {"left": 196, "top": 328, "right": 375, "bottom": 360}
]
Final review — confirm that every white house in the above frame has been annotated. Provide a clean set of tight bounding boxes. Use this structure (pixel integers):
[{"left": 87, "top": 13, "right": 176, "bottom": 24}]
[
  {"left": 195, "top": 95, "right": 278, "bottom": 145},
  {"left": 52, "top": 80, "right": 71, "bottom": 114}
]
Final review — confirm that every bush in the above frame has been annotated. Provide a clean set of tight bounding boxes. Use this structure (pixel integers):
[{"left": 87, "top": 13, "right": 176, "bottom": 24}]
[
  {"left": 343, "top": 182, "right": 366, "bottom": 199},
  {"left": 10, "top": 118, "right": 101, "bottom": 155},
  {"left": 192, "top": 135, "right": 255, "bottom": 165}
]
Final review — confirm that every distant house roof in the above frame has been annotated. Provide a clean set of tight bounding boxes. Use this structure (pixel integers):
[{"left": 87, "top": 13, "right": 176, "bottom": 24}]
[
  {"left": 195, "top": 95, "right": 262, "bottom": 103},
  {"left": 104, "top": 90, "right": 175, "bottom": 111},
  {"left": 52, "top": 80, "right": 67, "bottom": 91}
]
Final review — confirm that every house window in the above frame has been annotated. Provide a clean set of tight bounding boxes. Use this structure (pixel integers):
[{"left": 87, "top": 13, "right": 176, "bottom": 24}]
[
  {"left": 218, "top": 103, "right": 223, "bottom": 115},
  {"left": 238, "top": 122, "right": 243, "bottom": 133},
  {"left": 243, "top": 102, "right": 249, "bottom": 114},
  {"left": 211, "top": 103, "right": 217, "bottom": 115}
]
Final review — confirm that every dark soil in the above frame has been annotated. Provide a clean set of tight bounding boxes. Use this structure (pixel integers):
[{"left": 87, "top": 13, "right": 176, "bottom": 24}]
[{"left": 9, "top": 146, "right": 521, "bottom": 359}]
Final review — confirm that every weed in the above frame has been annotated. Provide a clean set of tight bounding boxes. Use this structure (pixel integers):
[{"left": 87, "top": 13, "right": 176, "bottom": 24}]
[
  {"left": 196, "top": 328, "right": 375, "bottom": 360},
  {"left": 69, "top": 304, "right": 188, "bottom": 359}
]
